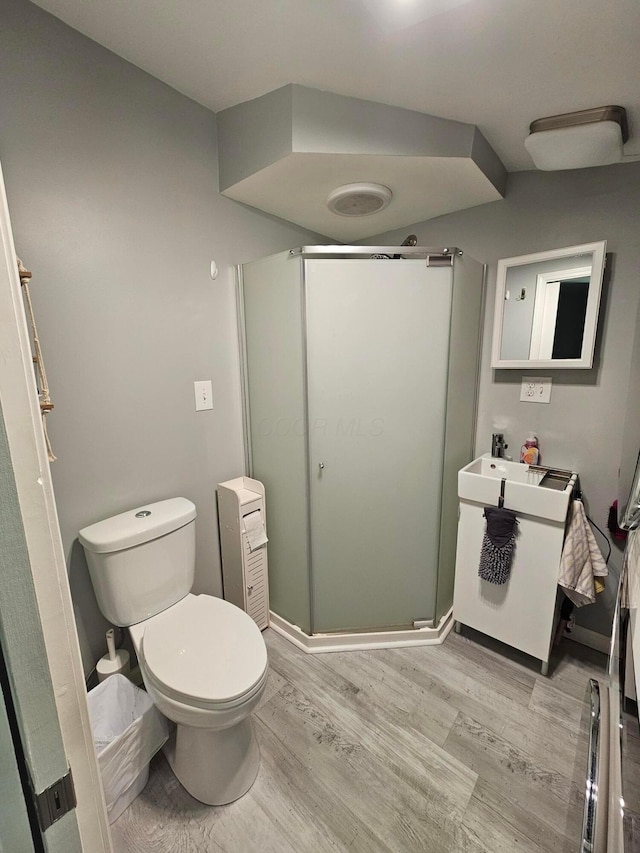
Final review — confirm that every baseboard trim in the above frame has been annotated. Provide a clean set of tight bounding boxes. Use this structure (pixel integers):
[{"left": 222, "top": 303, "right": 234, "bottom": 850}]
[
  {"left": 268, "top": 608, "right": 453, "bottom": 654},
  {"left": 565, "top": 623, "right": 610, "bottom": 654}
]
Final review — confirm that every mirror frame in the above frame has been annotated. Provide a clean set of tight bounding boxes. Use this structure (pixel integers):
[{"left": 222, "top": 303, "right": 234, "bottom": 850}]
[{"left": 491, "top": 240, "right": 607, "bottom": 369}]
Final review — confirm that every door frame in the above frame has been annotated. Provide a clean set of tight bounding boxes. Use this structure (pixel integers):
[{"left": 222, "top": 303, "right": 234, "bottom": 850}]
[{"left": 0, "top": 159, "right": 111, "bottom": 851}]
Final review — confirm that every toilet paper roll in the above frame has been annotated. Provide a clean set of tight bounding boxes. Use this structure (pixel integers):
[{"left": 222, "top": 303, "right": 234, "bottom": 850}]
[
  {"left": 97, "top": 648, "right": 131, "bottom": 682},
  {"left": 243, "top": 509, "right": 268, "bottom": 552}
]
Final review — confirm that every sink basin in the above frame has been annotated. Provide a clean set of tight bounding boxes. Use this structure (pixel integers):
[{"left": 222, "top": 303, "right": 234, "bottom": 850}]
[{"left": 458, "top": 454, "right": 577, "bottom": 521}]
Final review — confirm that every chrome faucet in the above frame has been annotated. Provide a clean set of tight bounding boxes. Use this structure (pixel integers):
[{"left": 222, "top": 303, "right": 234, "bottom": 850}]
[{"left": 491, "top": 433, "right": 507, "bottom": 458}]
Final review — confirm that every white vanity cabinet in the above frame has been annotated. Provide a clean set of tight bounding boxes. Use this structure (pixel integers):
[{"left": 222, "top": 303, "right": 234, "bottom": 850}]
[{"left": 452, "top": 455, "right": 577, "bottom": 673}]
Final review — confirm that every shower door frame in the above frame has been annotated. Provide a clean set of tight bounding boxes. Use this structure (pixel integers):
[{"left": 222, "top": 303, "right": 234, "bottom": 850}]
[
  {"left": 302, "top": 256, "right": 452, "bottom": 633},
  {"left": 238, "top": 246, "right": 483, "bottom": 641}
]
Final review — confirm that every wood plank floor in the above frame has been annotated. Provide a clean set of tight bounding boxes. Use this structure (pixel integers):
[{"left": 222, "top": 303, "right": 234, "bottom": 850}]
[{"left": 110, "top": 627, "right": 607, "bottom": 853}]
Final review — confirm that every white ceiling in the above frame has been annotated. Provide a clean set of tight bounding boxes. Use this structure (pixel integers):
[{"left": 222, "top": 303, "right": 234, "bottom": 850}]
[{"left": 29, "top": 0, "right": 640, "bottom": 172}]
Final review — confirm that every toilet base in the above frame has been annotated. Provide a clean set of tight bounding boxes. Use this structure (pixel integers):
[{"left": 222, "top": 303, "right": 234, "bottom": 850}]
[{"left": 164, "top": 717, "right": 261, "bottom": 805}]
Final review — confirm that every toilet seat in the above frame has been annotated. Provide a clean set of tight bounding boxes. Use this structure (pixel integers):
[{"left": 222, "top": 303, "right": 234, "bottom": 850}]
[{"left": 140, "top": 595, "right": 268, "bottom": 709}]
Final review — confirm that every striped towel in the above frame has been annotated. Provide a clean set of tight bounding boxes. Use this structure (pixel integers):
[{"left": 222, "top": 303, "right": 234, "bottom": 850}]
[{"left": 558, "top": 499, "right": 608, "bottom": 606}]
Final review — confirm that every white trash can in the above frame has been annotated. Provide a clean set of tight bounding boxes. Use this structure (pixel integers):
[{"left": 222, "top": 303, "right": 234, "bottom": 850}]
[{"left": 87, "top": 673, "right": 170, "bottom": 823}]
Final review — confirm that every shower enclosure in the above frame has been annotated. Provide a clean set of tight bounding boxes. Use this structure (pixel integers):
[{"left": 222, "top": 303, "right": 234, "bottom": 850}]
[{"left": 237, "top": 246, "right": 484, "bottom": 641}]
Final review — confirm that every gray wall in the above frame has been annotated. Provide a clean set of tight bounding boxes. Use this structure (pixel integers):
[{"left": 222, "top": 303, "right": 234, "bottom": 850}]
[
  {"left": 0, "top": 0, "right": 322, "bottom": 673},
  {"left": 367, "top": 163, "right": 640, "bottom": 636},
  {"left": 620, "top": 300, "right": 640, "bottom": 518}
]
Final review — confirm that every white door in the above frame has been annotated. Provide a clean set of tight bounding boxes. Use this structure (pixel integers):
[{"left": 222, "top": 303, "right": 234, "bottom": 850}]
[
  {"left": 305, "top": 259, "right": 452, "bottom": 632},
  {"left": 0, "top": 161, "right": 111, "bottom": 852}
]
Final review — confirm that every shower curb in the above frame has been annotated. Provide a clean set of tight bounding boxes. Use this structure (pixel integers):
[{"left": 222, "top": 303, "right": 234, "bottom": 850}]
[{"left": 268, "top": 608, "right": 454, "bottom": 654}]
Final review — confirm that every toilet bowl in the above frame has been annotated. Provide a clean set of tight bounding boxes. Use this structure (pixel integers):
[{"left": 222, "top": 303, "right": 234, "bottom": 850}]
[
  {"left": 129, "top": 594, "right": 268, "bottom": 805},
  {"left": 78, "top": 497, "right": 269, "bottom": 806}
]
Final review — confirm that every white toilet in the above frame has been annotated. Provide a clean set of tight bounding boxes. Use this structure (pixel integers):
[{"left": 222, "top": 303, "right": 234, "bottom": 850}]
[{"left": 78, "top": 497, "right": 268, "bottom": 806}]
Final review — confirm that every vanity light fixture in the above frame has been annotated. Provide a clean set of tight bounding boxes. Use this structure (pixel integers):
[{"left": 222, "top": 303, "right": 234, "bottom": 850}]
[
  {"left": 524, "top": 106, "right": 629, "bottom": 171},
  {"left": 327, "top": 182, "right": 392, "bottom": 217}
]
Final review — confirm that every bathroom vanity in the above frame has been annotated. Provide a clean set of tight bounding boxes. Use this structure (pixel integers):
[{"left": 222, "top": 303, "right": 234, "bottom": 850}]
[{"left": 453, "top": 454, "right": 577, "bottom": 673}]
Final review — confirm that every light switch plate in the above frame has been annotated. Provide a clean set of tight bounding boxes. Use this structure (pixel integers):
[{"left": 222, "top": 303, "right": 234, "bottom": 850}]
[
  {"left": 194, "top": 380, "right": 213, "bottom": 411},
  {"left": 520, "top": 376, "right": 552, "bottom": 404}
]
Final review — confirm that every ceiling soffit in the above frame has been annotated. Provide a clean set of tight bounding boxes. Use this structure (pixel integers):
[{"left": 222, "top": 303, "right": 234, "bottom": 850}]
[{"left": 217, "top": 85, "right": 507, "bottom": 241}]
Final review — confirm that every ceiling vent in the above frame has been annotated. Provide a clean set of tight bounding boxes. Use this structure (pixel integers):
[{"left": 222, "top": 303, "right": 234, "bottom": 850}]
[{"left": 326, "top": 183, "right": 392, "bottom": 217}]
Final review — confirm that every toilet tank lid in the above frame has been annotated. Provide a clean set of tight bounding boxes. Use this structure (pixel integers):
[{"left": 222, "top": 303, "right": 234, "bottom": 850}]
[{"left": 78, "top": 497, "right": 196, "bottom": 554}]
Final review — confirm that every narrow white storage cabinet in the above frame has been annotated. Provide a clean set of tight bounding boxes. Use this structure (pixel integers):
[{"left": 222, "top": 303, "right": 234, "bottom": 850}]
[
  {"left": 453, "top": 455, "right": 577, "bottom": 674},
  {"left": 218, "top": 477, "right": 269, "bottom": 630}
]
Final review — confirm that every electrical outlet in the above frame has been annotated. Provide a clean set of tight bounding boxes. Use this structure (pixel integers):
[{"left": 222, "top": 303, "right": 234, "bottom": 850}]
[
  {"left": 520, "top": 376, "right": 552, "bottom": 404},
  {"left": 194, "top": 380, "right": 213, "bottom": 411}
]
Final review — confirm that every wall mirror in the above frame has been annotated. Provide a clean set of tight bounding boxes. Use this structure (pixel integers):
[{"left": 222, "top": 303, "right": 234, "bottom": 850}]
[{"left": 491, "top": 240, "right": 607, "bottom": 369}]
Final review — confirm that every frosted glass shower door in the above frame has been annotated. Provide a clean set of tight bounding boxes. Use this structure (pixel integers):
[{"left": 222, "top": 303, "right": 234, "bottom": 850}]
[{"left": 305, "top": 260, "right": 452, "bottom": 632}]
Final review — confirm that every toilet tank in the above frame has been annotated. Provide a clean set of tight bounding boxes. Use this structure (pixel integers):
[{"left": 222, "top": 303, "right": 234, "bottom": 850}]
[{"left": 78, "top": 497, "right": 196, "bottom": 627}]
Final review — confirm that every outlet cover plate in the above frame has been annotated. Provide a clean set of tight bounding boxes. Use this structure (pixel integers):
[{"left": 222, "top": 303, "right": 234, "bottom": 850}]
[{"left": 520, "top": 376, "right": 552, "bottom": 404}]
